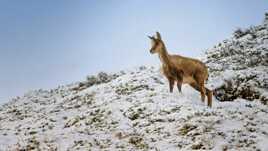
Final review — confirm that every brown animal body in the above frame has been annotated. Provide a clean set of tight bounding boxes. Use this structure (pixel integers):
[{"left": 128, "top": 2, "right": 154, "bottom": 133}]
[
  {"left": 162, "top": 60, "right": 184, "bottom": 93},
  {"left": 148, "top": 32, "right": 213, "bottom": 107}
]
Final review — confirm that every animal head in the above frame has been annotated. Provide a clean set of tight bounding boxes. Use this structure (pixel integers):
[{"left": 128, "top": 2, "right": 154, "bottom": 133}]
[{"left": 148, "top": 32, "right": 165, "bottom": 54}]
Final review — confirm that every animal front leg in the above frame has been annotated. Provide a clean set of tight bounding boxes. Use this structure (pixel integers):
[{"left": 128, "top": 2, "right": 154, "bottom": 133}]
[
  {"left": 177, "top": 82, "right": 182, "bottom": 92},
  {"left": 168, "top": 78, "right": 174, "bottom": 93},
  {"left": 176, "top": 70, "right": 183, "bottom": 93}
]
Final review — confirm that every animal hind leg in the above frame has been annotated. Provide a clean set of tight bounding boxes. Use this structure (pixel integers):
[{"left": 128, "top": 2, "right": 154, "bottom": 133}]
[
  {"left": 189, "top": 82, "right": 205, "bottom": 103},
  {"left": 200, "top": 83, "right": 206, "bottom": 103},
  {"left": 189, "top": 82, "right": 202, "bottom": 102},
  {"left": 205, "top": 87, "right": 213, "bottom": 107},
  {"left": 189, "top": 82, "right": 200, "bottom": 92},
  {"left": 190, "top": 82, "right": 212, "bottom": 107}
]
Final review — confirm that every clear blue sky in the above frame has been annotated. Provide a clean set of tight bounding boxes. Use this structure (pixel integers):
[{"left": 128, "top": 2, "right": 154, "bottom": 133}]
[{"left": 0, "top": 0, "right": 267, "bottom": 103}]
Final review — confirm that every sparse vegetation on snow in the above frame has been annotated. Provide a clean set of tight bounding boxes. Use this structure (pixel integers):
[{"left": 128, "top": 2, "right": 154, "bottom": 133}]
[{"left": 205, "top": 14, "right": 268, "bottom": 105}]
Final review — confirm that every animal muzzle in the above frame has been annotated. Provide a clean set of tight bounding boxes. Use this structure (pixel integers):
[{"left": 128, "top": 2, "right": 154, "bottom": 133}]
[{"left": 149, "top": 49, "right": 154, "bottom": 54}]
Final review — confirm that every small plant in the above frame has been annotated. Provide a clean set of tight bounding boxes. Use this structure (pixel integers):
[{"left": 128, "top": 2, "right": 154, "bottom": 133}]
[
  {"left": 179, "top": 123, "right": 197, "bottom": 135},
  {"left": 128, "top": 136, "right": 149, "bottom": 149},
  {"left": 233, "top": 28, "right": 245, "bottom": 38},
  {"left": 265, "top": 12, "right": 268, "bottom": 21}
]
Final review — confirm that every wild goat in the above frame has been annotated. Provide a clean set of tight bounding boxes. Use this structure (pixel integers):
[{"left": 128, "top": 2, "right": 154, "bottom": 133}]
[{"left": 148, "top": 32, "right": 213, "bottom": 107}]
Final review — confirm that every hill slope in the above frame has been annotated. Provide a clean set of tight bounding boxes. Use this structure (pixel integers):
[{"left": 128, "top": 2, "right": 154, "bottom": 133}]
[{"left": 0, "top": 66, "right": 268, "bottom": 151}]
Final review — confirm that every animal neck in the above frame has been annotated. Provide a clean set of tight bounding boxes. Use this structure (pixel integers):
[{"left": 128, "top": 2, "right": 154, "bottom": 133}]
[{"left": 158, "top": 46, "right": 172, "bottom": 67}]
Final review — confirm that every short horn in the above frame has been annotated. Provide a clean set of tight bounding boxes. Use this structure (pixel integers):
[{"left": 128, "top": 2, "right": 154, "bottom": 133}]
[{"left": 156, "top": 31, "right": 161, "bottom": 40}]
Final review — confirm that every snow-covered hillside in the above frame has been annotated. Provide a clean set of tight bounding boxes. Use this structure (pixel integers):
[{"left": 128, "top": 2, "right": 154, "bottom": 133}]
[
  {"left": 0, "top": 66, "right": 267, "bottom": 151},
  {"left": 1, "top": 14, "right": 268, "bottom": 151},
  {"left": 205, "top": 13, "right": 268, "bottom": 104}
]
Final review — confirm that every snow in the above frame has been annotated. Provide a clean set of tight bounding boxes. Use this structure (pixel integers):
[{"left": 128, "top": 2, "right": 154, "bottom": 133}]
[{"left": 0, "top": 66, "right": 267, "bottom": 151}]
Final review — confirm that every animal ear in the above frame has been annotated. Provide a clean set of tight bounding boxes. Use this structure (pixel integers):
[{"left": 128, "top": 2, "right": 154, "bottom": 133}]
[
  {"left": 156, "top": 31, "right": 162, "bottom": 40},
  {"left": 147, "top": 35, "right": 154, "bottom": 40}
]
